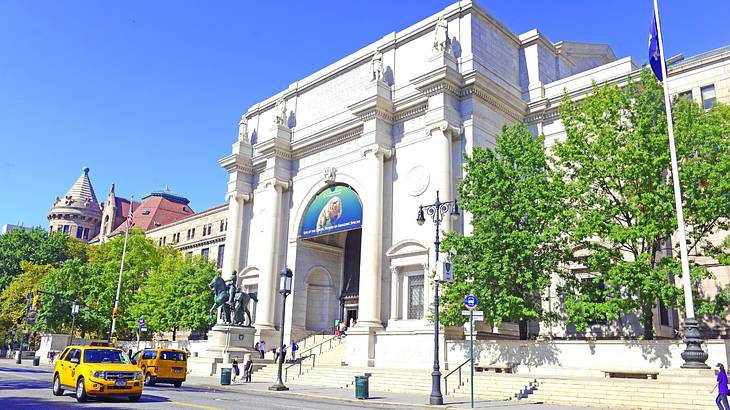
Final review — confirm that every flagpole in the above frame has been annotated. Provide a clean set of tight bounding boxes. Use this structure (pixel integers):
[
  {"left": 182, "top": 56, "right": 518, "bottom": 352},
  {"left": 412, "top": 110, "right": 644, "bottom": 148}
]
[
  {"left": 109, "top": 196, "right": 133, "bottom": 342},
  {"left": 653, "top": 0, "right": 708, "bottom": 369}
]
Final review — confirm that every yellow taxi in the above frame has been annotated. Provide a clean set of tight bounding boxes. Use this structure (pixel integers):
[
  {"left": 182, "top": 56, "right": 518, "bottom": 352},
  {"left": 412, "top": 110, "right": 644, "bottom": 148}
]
[
  {"left": 52, "top": 343, "right": 144, "bottom": 402},
  {"left": 131, "top": 348, "right": 187, "bottom": 388}
]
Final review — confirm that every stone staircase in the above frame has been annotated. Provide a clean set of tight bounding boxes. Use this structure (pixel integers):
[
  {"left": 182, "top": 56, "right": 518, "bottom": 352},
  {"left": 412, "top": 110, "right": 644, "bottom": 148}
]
[
  {"left": 523, "top": 371, "right": 715, "bottom": 410},
  {"left": 253, "top": 337, "right": 716, "bottom": 410}
]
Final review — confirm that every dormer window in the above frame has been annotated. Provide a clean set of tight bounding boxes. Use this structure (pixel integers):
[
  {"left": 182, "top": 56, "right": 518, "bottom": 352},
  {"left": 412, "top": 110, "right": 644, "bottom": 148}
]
[{"left": 142, "top": 210, "right": 151, "bottom": 215}]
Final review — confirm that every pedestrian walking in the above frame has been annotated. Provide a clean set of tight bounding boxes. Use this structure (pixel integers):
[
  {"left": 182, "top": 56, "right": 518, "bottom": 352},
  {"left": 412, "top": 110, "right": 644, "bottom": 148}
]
[
  {"left": 258, "top": 340, "right": 265, "bottom": 359},
  {"left": 244, "top": 357, "right": 253, "bottom": 383},
  {"left": 291, "top": 342, "right": 298, "bottom": 361},
  {"left": 712, "top": 363, "right": 730, "bottom": 410},
  {"left": 231, "top": 359, "right": 240, "bottom": 382},
  {"left": 339, "top": 320, "right": 347, "bottom": 338},
  {"left": 127, "top": 349, "right": 133, "bottom": 359}
]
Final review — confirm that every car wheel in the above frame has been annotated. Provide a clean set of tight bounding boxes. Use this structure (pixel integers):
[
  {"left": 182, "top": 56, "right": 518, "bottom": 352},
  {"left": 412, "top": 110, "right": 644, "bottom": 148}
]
[
  {"left": 173, "top": 381, "right": 182, "bottom": 388},
  {"left": 144, "top": 373, "right": 155, "bottom": 386},
  {"left": 52, "top": 374, "right": 64, "bottom": 396},
  {"left": 128, "top": 394, "right": 142, "bottom": 402},
  {"left": 75, "top": 377, "right": 88, "bottom": 402}
]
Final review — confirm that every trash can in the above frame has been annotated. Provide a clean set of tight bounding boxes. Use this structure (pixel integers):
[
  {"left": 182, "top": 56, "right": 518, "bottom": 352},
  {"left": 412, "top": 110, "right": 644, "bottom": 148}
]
[
  {"left": 220, "top": 368, "right": 231, "bottom": 385},
  {"left": 354, "top": 375, "right": 369, "bottom": 399},
  {"left": 33, "top": 356, "right": 40, "bottom": 366}
]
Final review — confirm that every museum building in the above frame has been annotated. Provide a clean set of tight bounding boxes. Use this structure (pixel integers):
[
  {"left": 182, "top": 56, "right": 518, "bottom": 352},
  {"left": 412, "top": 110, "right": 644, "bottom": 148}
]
[{"left": 47, "top": 0, "right": 730, "bottom": 368}]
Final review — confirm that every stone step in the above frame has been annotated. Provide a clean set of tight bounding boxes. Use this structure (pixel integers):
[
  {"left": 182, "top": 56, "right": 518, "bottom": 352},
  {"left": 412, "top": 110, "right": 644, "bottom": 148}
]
[{"left": 530, "top": 394, "right": 715, "bottom": 410}]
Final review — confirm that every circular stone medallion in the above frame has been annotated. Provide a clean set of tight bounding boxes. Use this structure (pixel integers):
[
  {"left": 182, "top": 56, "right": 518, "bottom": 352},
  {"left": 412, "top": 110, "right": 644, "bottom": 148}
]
[{"left": 407, "top": 165, "right": 430, "bottom": 197}]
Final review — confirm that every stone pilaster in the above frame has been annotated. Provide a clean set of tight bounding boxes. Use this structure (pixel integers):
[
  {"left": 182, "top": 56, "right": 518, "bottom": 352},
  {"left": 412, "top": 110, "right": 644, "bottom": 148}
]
[{"left": 254, "top": 178, "right": 291, "bottom": 331}]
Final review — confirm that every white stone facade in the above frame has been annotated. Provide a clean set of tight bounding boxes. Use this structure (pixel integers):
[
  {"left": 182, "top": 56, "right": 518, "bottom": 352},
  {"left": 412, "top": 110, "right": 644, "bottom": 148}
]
[{"left": 214, "top": 0, "right": 730, "bottom": 367}]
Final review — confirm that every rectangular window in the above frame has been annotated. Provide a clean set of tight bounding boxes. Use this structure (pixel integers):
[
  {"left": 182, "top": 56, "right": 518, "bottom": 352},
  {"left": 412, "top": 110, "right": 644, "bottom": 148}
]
[
  {"left": 162, "top": 236, "right": 166, "bottom": 245},
  {"left": 191, "top": 228, "right": 195, "bottom": 238},
  {"left": 202, "top": 225, "right": 207, "bottom": 237},
  {"left": 677, "top": 90, "right": 692, "bottom": 101},
  {"left": 220, "top": 220, "right": 225, "bottom": 232},
  {"left": 201, "top": 248, "right": 209, "bottom": 260},
  {"left": 702, "top": 85, "right": 716, "bottom": 109},
  {"left": 63, "top": 225, "right": 70, "bottom": 233},
  {"left": 83, "top": 228, "right": 89, "bottom": 239},
  {"left": 76, "top": 226, "right": 83, "bottom": 238},
  {"left": 659, "top": 300, "right": 670, "bottom": 326},
  {"left": 407, "top": 275, "right": 424, "bottom": 320},
  {"left": 186, "top": 251, "right": 193, "bottom": 260},
  {"left": 217, "top": 245, "right": 225, "bottom": 269}
]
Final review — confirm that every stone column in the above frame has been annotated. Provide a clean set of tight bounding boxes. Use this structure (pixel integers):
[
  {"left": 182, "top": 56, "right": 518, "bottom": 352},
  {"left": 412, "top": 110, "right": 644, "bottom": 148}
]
[
  {"left": 389, "top": 267, "right": 401, "bottom": 321},
  {"left": 254, "top": 179, "right": 290, "bottom": 330},
  {"left": 427, "top": 122, "right": 454, "bottom": 233},
  {"left": 221, "top": 193, "right": 249, "bottom": 282},
  {"left": 357, "top": 144, "right": 392, "bottom": 328}
]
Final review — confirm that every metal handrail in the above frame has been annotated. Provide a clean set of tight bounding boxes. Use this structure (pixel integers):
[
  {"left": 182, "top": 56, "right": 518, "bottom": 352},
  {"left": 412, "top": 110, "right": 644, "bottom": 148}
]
[
  {"left": 298, "top": 333, "right": 341, "bottom": 359},
  {"left": 443, "top": 358, "right": 472, "bottom": 395},
  {"left": 284, "top": 353, "right": 316, "bottom": 382}
]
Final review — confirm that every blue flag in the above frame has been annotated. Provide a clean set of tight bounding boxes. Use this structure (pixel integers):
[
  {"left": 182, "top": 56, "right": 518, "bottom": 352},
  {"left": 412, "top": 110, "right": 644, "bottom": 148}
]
[{"left": 648, "top": 8, "right": 663, "bottom": 81}]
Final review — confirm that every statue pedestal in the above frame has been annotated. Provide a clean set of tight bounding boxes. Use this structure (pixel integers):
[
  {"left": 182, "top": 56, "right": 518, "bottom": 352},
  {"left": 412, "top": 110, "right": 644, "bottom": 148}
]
[{"left": 187, "top": 325, "right": 257, "bottom": 376}]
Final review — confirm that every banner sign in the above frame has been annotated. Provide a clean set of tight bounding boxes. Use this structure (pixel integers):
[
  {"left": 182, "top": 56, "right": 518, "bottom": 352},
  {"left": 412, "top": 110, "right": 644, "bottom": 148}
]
[{"left": 301, "top": 184, "right": 362, "bottom": 239}]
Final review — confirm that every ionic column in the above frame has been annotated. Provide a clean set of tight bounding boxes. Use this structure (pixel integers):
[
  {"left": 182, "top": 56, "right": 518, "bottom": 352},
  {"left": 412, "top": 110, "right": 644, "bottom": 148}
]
[
  {"left": 221, "top": 193, "right": 249, "bottom": 282},
  {"left": 357, "top": 145, "right": 392, "bottom": 327},
  {"left": 428, "top": 122, "right": 455, "bottom": 233},
  {"left": 255, "top": 179, "right": 290, "bottom": 330}
]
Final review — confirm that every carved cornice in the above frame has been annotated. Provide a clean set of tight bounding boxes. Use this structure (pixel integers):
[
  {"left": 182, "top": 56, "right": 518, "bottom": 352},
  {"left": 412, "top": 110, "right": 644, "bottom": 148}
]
[
  {"left": 218, "top": 153, "right": 254, "bottom": 175},
  {"left": 461, "top": 86, "right": 524, "bottom": 123},
  {"left": 358, "top": 107, "right": 395, "bottom": 123},
  {"left": 253, "top": 136, "right": 293, "bottom": 161},
  {"left": 524, "top": 108, "right": 561, "bottom": 125},
  {"left": 393, "top": 103, "right": 428, "bottom": 123}
]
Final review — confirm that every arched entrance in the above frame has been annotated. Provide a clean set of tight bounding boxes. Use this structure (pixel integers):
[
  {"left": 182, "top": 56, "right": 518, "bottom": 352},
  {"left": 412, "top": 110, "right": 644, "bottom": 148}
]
[{"left": 296, "top": 183, "right": 363, "bottom": 334}]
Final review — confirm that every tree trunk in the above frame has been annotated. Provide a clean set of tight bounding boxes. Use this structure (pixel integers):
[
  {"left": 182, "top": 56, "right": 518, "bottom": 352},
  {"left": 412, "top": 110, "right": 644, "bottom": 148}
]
[
  {"left": 172, "top": 327, "right": 177, "bottom": 341},
  {"left": 518, "top": 319, "right": 529, "bottom": 340},
  {"left": 641, "top": 305, "right": 654, "bottom": 340}
]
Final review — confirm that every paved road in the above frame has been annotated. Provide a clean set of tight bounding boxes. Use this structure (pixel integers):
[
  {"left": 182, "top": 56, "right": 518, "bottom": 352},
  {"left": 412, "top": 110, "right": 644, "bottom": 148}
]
[
  {"left": 0, "top": 365, "right": 392, "bottom": 409},
  {"left": 0, "top": 363, "right": 600, "bottom": 410}
]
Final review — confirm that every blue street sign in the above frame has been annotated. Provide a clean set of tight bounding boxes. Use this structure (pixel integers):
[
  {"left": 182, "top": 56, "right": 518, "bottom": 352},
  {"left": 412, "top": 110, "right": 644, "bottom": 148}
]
[
  {"left": 137, "top": 317, "right": 145, "bottom": 326},
  {"left": 464, "top": 295, "right": 478, "bottom": 310}
]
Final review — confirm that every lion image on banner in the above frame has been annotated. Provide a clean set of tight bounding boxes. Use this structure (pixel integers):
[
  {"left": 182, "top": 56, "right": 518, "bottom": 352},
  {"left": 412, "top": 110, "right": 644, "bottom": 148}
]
[{"left": 316, "top": 196, "right": 342, "bottom": 231}]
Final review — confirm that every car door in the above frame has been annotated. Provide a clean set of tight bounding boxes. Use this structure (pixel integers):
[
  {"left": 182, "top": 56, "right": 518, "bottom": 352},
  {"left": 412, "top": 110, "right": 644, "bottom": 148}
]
[
  {"left": 55, "top": 348, "right": 70, "bottom": 381},
  {"left": 60, "top": 349, "right": 80, "bottom": 386}
]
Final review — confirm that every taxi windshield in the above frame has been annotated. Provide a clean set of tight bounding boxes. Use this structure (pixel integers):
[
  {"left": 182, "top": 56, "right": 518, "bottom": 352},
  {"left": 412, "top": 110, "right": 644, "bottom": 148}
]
[
  {"left": 160, "top": 351, "right": 185, "bottom": 361},
  {"left": 83, "top": 349, "right": 130, "bottom": 364}
]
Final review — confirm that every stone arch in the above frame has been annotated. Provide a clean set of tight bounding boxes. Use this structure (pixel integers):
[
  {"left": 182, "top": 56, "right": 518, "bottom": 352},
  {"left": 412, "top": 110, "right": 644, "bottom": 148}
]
[
  {"left": 289, "top": 171, "right": 366, "bottom": 242},
  {"left": 304, "top": 266, "right": 334, "bottom": 331}
]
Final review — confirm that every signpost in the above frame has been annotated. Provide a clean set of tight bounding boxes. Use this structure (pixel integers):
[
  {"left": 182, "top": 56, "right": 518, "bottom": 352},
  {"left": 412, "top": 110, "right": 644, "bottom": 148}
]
[
  {"left": 136, "top": 317, "right": 146, "bottom": 353},
  {"left": 463, "top": 295, "right": 479, "bottom": 408}
]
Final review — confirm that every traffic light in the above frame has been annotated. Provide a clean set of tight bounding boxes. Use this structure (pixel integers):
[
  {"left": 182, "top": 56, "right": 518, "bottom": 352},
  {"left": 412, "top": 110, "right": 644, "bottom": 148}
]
[
  {"left": 112, "top": 308, "right": 119, "bottom": 318},
  {"left": 31, "top": 293, "right": 40, "bottom": 308}
]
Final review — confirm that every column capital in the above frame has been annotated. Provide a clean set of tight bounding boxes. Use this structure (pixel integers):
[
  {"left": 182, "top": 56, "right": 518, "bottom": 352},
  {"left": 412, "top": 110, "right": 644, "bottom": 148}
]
[
  {"left": 360, "top": 144, "right": 394, "bottom": 160},
  {"left": 225, "top": 192, "right": 252, "bottom": 203},
  {"left": 425, "top": 120, "right": 462, "bottom": 139},
  {"left": 263, "top": 178, "right": 292, "bottom": 192}
]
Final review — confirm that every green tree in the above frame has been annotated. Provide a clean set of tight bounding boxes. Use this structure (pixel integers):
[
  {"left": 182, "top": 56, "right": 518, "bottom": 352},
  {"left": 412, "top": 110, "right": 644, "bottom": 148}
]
[
  {"left": 0, "top": 262, "right": 52, "bottom": 334},
  {"left": 35, "top": 259, "right": 89, "bottom": 334},
  {"left": 0, "top": 229, "right": 71, "bottom": 291},
  {"left": 129, "top": 254, "right": 215, "bottom": 340},
  {"left": 441, "top": 124, "right": 571, "bottom": 339},
  {"left": 555, "top": 69, "right": 730, "bottom": 338}
]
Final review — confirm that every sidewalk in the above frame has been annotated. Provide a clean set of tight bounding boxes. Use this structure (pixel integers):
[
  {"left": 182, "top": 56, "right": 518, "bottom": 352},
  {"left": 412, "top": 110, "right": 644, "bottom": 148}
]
[{"left": 184, "top": 374, "right": 594, "bottom": 409}]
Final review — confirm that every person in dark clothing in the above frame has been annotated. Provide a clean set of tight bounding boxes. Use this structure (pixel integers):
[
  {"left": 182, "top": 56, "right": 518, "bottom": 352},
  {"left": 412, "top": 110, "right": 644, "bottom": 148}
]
[
  {"left": 231, "top": 360, "right": 240, "bottom": 382},
  {"left": 712, "top": 363, "right": 730, "bottom": 410},
  {"left": 244, "top": 358, "right": 253, "bottom": 383}
]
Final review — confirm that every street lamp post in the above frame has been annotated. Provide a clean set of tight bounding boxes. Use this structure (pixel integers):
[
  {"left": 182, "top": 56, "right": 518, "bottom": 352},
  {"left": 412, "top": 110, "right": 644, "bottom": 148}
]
[
  {"left": 269, "top": 267, "right": 293, "bottom": 392},
  {"left": 70, "top": 300, "right": 80, "bottom": 344},
  {"left": 417, "top": 190, "right": 459, "bottom": 406},
  {"left": 16, "top": 291, "right": 34, "bottom": 364}
]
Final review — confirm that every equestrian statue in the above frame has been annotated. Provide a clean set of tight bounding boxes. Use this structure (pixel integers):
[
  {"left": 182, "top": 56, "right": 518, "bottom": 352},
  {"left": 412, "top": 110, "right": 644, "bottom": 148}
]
[{"left": 208, "top": 272, "right": 258, "bottom": 327}]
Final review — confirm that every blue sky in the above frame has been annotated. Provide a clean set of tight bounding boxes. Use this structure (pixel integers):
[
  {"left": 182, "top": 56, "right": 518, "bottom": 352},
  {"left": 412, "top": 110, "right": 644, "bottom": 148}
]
[{"left": 2, "top": 0, "right": 729, "bottom": 228}]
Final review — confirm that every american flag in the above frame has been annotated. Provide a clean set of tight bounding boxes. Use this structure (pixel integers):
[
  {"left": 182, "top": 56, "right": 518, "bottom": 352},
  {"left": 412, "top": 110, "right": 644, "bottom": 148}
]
[{"left": 126, "top": 203, "right": 135, "bottom": 230}]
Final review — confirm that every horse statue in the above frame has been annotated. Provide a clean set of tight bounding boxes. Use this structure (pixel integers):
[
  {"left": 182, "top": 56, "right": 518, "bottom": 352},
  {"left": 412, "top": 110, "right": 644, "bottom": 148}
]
[
  {"left": 232, "top": 291, "right": 258, "bottom": 327},
  {"left": 208, "top": 275, "right": 231, "bottom": 324}
]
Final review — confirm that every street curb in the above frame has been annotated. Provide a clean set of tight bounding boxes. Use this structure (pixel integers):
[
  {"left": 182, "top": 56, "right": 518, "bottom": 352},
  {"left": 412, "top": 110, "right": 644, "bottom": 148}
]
[{"left": 189, "top": 381, "right": 440, "bottom": 409}]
